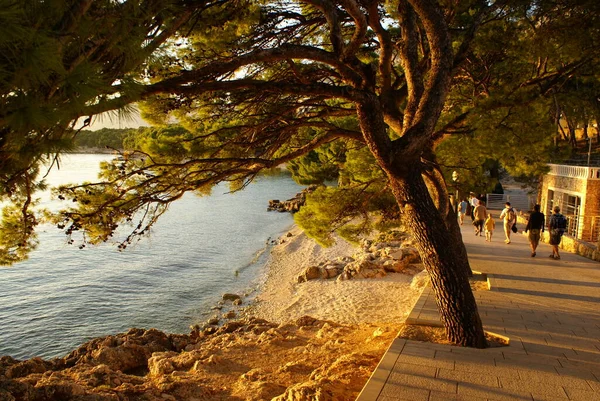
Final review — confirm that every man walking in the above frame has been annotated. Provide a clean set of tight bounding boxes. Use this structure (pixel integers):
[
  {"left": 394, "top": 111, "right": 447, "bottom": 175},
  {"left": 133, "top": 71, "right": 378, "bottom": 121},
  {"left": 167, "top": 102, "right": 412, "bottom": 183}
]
[
  {"left": 499, "top": 202, "right": 516, "bottom": 244},
  {"left": 473, "top": 201, "right": 487, "bottom": 236},
  {"left": 524, "top": 204, "right": 545, "bottom": 257},
  {"left": 548, "top": 206, "right": 567, "bottom": 259}
]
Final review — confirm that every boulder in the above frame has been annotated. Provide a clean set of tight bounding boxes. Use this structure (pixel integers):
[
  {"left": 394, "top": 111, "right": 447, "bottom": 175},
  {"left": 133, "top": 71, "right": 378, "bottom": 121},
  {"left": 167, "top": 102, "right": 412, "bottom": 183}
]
[
  {"left": 222, "top": 293, "right": 242, "bottom": 302},
  {"left": 59, "top": 328, "right": 173, "bottom": 373},
  {"left": 266, "top": 185, "right": 317, "bottom": 213},
  {"left": 148, "top": 351, "right": 179, "bottom": 376},
  {"left": 4, "top": 357, "right": 52, "bottom": 379},
  {"left": 298, "top": 265, "right": 321, "bottom": 282}
]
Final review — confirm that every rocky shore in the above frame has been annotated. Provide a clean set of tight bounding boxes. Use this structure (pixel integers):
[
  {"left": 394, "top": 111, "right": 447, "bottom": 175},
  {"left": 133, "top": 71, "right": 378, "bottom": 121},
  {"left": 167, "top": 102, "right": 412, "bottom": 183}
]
[
  {"left": 1, "top": 317, "right": 401, "bottom": 401},
  {"left": 0, "top": 228, "right": 428, "bottom": 401}
]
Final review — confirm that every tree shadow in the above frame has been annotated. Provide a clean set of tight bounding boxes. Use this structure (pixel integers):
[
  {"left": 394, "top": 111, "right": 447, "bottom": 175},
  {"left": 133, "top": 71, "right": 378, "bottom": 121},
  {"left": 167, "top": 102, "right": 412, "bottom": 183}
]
[
  {"left": 490, "top": 273, "right": 600, "bottom": 288},
  {"left": 495, "top": 287, "right": 600, "bottom": 303}
]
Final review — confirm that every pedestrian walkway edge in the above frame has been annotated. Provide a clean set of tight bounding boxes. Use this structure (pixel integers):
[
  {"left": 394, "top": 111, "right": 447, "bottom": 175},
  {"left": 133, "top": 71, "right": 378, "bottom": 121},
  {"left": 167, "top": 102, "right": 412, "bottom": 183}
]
[{"left": 355, "top": 338, "right": 407, "bottom": 400}]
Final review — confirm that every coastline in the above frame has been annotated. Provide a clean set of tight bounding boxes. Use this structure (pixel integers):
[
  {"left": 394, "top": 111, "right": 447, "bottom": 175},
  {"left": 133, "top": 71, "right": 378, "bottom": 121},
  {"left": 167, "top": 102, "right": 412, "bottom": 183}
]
[
  {"left": 0, "top": 224, "right": 429, "bottom": 401},
  {"left": 247, "top": 225, "right": 427, "bottom": 326}
]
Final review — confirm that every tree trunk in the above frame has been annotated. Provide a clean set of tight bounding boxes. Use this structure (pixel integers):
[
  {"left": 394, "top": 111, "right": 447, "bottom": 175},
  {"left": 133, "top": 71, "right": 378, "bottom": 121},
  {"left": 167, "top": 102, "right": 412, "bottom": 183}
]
[
  {"left": 424, "top": 164, "right": 473, "bottom": 278},
  {"left": 356, "top": 96, "right": 485, "bottom": 347},
  {"left": 389, "top": 163, "right": 486, "bottom": 348},
  {"left": 445, "top": 203, "right": 473, "bottom": 278}
]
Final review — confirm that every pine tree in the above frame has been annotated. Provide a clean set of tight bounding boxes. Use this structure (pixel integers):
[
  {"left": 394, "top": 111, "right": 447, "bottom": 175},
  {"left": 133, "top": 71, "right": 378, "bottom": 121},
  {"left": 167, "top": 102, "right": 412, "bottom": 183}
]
[{"left": 3, "top": 0, "right": 600, "bottom": 347}]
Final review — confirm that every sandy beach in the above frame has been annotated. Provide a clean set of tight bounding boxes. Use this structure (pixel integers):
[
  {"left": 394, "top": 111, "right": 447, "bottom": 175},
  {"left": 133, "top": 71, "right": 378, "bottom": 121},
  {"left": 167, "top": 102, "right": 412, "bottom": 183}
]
[{"left": 249, "top": 225, "right": 428, "bottom": 325}]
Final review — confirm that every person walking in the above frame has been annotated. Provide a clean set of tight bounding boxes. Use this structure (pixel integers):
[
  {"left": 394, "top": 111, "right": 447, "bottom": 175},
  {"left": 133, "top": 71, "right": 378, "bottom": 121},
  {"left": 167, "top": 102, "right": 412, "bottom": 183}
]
[
  {"left": 548, "top": 206, "right": 567, "bottom": 259},
  {"left": 524, "top": 204, "right": 545, "bottom": 257},
  {"left": 499, "top": 202, "right": 516, "bottom": 244},
  {"left": 473, "top": 201, "right": 487, "bottom": 236},
  {"left": 458, "top": 198, "right": 468, "bottom": 225},
  {"left": 469, "top": 193, "right": 479, "bottom": 221},
  {"left": 484, "top": 213, "right": 496, "bottom": 242}
]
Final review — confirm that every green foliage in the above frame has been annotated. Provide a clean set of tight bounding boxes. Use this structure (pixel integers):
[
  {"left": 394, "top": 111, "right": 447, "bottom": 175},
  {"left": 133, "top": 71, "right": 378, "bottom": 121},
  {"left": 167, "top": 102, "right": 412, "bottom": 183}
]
[
  {"left": 74, "top": 128, "right": 135, "bottom": 150},
  {"left": 295, "top": 186, "right": 370, "bottom": 246},
  {"left": 0, "top": 203, "right": 39, "bottom": 265},
  {"left": 123, "top": 126, "right": 195, "bottom": 160},
  {"left": 287, "top": 141, "right": 346, "bottom": 185},
  {"left": 295, "top": 184, "right": 400, "bottom": 246},
  {"left": 436, "top": 0, "right": 600, "bottom": 193},
  {"left": 3, "top": 0, "right": 600, "bottom": 264}
]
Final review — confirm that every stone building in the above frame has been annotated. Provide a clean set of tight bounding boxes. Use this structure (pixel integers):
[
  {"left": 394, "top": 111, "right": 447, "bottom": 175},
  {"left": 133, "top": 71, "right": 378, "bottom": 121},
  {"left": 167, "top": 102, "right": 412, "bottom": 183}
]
[{"left": 540, "top": 164, "right": 600, "bottom": 243}]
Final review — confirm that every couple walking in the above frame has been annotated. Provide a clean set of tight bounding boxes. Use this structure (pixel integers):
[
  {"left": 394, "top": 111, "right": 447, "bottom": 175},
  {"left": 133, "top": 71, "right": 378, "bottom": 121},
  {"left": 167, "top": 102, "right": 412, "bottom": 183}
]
[
  {"left": 524, "top": 205, "right": 567, "bottom": 259},
  {"left": 516, "top": 203, "right": 567, "bottom": 259}
]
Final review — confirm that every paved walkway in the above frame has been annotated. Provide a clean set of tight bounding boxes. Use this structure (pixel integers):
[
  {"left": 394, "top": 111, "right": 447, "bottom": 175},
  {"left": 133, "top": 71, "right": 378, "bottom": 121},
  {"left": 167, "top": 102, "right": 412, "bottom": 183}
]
[{"left": 357, "top": 220, "right": 600, "bottom": 401}]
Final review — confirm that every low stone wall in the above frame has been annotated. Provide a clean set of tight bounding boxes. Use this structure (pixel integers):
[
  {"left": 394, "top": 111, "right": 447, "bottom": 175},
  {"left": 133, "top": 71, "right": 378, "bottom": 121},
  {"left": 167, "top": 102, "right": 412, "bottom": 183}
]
[
  {"left": 541, "top": 232, "right": 600, "bottom": 262},
  {"left": 517, "top": 215, "right": 600, "bottom": 262}
]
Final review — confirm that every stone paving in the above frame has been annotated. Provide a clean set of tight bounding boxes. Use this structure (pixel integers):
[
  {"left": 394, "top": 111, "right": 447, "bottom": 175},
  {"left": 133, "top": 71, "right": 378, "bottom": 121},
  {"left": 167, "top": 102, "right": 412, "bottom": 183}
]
[{"left": 357, "top": 221, "right": 600, "bottom": 401}]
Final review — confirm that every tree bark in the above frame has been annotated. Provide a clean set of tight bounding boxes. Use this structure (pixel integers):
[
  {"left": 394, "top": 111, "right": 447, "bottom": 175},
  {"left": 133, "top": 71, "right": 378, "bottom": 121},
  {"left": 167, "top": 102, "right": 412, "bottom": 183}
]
[
  {"left": 424, "top": 164, "right": 473, "bottom": 278},
  {"left": 356, "top": 94, "right": 486, "bottom": 348},
  {"left": 445, "top": 200, "right": 473, "bottom": 278},
  {"left": 389, "top": 164, "right": 485, "bottom": 347}
]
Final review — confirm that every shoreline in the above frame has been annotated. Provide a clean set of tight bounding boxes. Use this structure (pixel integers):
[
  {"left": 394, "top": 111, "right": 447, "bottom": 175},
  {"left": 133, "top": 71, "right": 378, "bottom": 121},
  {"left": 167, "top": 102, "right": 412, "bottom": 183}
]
[{"left": 0, "top": 225, "right": 429, "bottom": 401}]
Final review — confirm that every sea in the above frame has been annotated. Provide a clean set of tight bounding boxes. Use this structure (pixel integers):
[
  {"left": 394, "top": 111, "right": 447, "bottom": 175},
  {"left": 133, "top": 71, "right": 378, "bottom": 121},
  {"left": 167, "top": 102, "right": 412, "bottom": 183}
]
[{"left": 0, "top": 154, "right": 302, "bottom": 360}]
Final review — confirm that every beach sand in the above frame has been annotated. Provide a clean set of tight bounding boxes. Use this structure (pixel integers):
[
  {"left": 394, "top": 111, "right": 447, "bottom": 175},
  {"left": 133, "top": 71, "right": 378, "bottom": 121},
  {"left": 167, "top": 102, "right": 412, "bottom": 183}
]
[{"left": 249, "top": 226, "right": 428, "bottom": 325}]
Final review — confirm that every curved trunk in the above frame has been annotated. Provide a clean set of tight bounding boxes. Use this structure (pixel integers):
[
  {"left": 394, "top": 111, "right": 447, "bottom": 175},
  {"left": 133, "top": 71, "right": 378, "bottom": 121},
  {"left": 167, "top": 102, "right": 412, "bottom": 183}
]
[
  {"left": 356, "top": 98, "right": 485, "bottom": 347},
  {"left": 425, "top": 164, "right": 473, "bottom": 277},
  {"left": 445, "top": 201, "right": 473, "bottom": 278},
  {"left": 389, "top": 164, "right": 485, "bottom": 348}
]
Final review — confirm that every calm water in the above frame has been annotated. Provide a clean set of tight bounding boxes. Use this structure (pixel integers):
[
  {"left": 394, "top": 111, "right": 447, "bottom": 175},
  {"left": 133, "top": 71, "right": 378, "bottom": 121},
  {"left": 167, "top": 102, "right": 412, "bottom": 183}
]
[{"left": 0, "top": 154, "right": 301, "bottom": 360}]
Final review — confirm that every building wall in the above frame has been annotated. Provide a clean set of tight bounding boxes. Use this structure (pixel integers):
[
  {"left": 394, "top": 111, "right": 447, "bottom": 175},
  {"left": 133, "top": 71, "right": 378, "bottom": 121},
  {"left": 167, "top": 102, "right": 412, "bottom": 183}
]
[
  {"left": 541, "top": 167, "right": 600, "bottom": 243},
  {"left": 540, "top": 174, "right": 586, "bottom": 215},
  {"left": 584, "top": 180, "right": 600, "bottom": 216}
]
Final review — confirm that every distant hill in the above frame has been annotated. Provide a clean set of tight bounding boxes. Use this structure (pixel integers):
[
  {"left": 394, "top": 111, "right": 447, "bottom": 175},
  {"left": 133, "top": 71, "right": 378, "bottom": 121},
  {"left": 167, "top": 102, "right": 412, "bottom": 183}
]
[{"left": 74, "top": 128, "right": 133, "bottom": 151}]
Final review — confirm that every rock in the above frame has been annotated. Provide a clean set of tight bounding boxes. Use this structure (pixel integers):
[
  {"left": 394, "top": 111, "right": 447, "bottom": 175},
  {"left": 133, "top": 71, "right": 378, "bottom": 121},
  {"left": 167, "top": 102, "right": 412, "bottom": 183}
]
[
  {"left": 371, "top": 327, "right": 386, "bottom": 338},
  {"left": 266, "top": 185, "right": 317, "bottom": 213},
  {"left": 217, "top": 321, "right": 245, "bottom": 334},
  {"left": 57, "top": 328, "right": 174, "bottom": 373},
  {"left": 223, "top": 311, "right": 236, "bottom": 319},
  {"left": 207, "top": 317, "right": 219, "bottom": 325},
  {"left": 295, "top": 316, "right": 319, "bottom": 327},
  {"left": 222, "top": 293, "right": 242, "bottom": 302},
  {"left": 233, "top": 299, "right": 242, "bottom": 306},
  {"left": 384, "top": 258, "right": 410, "bottom": 273},
  {"left": 298, "top": 265, "right": 321, "bottom": 282},
  {"left": 411, "top": 270, "right": 430, "bottom": 289},
  {"left": 4, "top": 357, "right": 52, "bottom": 379},
  {"left": 404, "top": 248, "right": 422, "bottom": 263},
  {"left": 388, "top": 249, "right": 404, "bottom": 260},
  {"left": 148, "top": 352, "right": 178, "bottom": 376}
]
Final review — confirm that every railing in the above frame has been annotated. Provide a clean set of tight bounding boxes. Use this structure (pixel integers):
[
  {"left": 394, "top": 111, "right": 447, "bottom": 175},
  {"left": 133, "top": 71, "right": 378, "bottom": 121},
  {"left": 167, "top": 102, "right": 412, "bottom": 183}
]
[
  {"left": 553, "top": 214, "right": 600, "bottom": 243},
  {"left": 486, "top": 193, "right": 534, "bottom": 212},
  {"left": 547, "top": 164, "right": 600, "bottom": 180}
]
